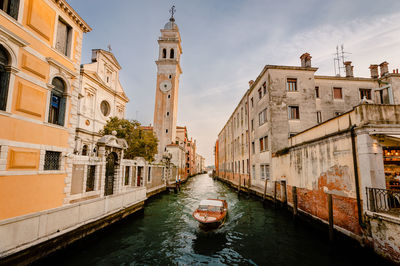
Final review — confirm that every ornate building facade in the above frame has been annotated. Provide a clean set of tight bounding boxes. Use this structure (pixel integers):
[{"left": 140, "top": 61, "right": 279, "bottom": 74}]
[{"left": 75, "top": 49, "right": 129, "bottom": 156}]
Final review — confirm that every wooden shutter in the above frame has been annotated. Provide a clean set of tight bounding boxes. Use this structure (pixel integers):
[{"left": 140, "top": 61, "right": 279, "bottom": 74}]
[
  {"left": 58, "top": 96, "right": 66, "bottom": 126},
  {"left": 56, "top": 21, "right": 68, "bottom": 55},
  {"left": 0, "top": 71, "right": 10, "bottom": 111}
]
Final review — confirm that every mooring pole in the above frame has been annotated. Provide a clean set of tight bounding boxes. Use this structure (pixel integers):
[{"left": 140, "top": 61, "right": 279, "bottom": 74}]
[
  {"left": 263, "top": 178, "right": 267, "bottom": 202},
  {"left": 328, "top": 193, "right": 334, "bottom": 242},
  {"left": 292, "top": 186, "right": 298, "bottom": 217}
]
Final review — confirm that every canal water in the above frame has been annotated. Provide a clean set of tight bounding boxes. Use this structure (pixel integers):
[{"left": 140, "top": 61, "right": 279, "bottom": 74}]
[{"left": 39, "top": 174, "right": 389, "bottom": 265}]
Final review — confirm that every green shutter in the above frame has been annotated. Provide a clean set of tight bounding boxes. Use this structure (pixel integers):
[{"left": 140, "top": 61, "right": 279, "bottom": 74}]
[
  {"left": 0, "top": 71, "right": 10, "bottom": 111},
  {"left": 58, "top": 96, "right": 66, "bottom": 126}
]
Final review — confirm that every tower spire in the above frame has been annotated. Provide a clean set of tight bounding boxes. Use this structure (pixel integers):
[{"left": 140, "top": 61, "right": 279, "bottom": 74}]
[{"left": 169, "top": 5, "right": 176, "bottom": 22}]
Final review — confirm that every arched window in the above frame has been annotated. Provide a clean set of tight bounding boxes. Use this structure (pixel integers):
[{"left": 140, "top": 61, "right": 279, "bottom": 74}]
[
  {"left": 162, "top": 48, "right": 167, "bottom": 59},
  {"left": 82, "top": 145, "right": 88, "bottom": 156},
  {"left": 0, "top": 45, "right": 10, "bottom": 111},
  {"left": 170, "top": 49, "right": 174, "bottom": 59},
  {"left": 49, "top": 77, "right": 67, "bottom": 126}
]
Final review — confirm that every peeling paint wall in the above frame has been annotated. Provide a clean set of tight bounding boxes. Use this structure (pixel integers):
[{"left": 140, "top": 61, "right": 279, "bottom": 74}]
[{"left": 273, "top": 133, "right": 362, "bottom": 235}]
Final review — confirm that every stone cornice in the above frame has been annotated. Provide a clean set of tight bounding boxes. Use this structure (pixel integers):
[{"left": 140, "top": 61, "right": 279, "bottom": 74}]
[
  {"left": 46, "top": 57, "right": 78, "bottom": 77},
  {"left": 52, "top": 0, "right": 92, "bottom": 33},
  {"left": 0, "top": 24, "right": 29, "bottom": 47}
]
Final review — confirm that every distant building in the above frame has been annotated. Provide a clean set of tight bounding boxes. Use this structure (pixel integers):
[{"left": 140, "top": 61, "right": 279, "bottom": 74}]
[
  {"left": 216, "top": 53, "right": 400, "bottom": 189},
  {"left": 75, "top": 49, "right": 129, "bottom": 155}
]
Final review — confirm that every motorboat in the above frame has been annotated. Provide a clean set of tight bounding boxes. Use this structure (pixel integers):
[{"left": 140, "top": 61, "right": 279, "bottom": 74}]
[{"left": 193, "top": 199, "right": 228, "bottom": 229}]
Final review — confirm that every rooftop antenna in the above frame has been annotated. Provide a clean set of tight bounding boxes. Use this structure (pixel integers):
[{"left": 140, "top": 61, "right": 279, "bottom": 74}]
[
  {"left": 333, "top": 44, "right": 351, "bottom": 77},
  {"left": 107, "top": 44, "right": 112, "bottom": 52}
]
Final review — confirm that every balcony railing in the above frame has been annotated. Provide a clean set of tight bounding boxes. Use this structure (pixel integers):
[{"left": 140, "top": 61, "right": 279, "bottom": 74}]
[{"left": 366, "top": 187, "right": 400, "bottom": 213}]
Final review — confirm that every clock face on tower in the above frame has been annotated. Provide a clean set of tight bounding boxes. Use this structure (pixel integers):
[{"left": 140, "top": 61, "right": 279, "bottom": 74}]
[{"left": 160, "top": 80, "right": 172, "bottom": 92}]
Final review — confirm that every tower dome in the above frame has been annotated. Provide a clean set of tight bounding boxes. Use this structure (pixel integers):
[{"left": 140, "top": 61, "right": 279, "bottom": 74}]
[{"left": 164, "top": 18, "right": 178, "bottom": 30}]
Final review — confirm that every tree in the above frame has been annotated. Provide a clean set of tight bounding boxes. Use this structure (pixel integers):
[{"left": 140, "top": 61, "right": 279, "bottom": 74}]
[{"left": 100, "top": 117, "right": 158, "bottom": 162}]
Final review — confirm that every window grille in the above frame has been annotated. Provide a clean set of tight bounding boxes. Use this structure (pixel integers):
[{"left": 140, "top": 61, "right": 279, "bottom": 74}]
[
  {"left": 44, "top": 151, "right": 61, "bottom": 170},
  {"left": 86, "top": 165, "right": 96, "bottom": 191},
  {"left": 125, "top": 166, "right": 130, "bottom": 185}
]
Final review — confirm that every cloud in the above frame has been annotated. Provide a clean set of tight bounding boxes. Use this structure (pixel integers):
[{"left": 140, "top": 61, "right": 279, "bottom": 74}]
[{"left": 68, "top": 0, "right": 400, "bottom": 165}]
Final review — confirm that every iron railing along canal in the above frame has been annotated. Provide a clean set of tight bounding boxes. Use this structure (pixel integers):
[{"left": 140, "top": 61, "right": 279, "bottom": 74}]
[{"left": 366, "top": 187, "right": 400, "bottom": 213}]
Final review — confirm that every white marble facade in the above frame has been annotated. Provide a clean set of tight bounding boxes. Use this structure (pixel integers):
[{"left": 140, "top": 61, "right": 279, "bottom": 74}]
[{"left": 75, "top": 49, "right": 129, "bottom": 155}]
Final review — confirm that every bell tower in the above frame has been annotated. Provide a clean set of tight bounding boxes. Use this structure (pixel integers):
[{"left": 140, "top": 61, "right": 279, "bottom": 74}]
[{"left": 153, "top": 6, "right": 183, "bottom": 159}]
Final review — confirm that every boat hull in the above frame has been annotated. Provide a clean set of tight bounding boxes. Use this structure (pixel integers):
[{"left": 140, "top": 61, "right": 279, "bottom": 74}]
[{"left": 193, "top": 199, "right": 228, "bottom": 230}]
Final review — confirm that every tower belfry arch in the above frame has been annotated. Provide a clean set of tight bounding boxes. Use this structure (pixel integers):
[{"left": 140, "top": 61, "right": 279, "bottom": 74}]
[{"left": 153, "top": 7, "right": 183, "bottom": 161}]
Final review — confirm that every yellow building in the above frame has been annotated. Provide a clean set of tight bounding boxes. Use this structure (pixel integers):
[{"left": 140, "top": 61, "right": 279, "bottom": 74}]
[{"left": 0, "top": 0, "right": 90, "bottom": 220}]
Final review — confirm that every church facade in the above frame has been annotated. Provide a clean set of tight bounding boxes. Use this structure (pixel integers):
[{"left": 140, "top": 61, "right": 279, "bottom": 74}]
[{"left": 75, "top": 49, "right": 129, "bottom": 156}]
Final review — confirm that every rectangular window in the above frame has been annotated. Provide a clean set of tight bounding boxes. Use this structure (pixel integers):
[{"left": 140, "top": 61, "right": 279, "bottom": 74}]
[
  {"left": 286, "top": 78, "right": 297, "bottom": 91},
  {"left": 251, "top": 97, "right": 254, "bottom": 108},
  {"left": 247, "top": 159, "right": 249, "bottom": 173},
  {"left": 333, "top": 87, "right": 343, "bottom": 99},
  {"left": 56, "top": 19, "right": 72, "bottom": 56},
  {"left": 263, "top": 82, "right": 267, "bottom": 95},
  {"left": 261, "top": 165, "right": 265, "bottom": 179},
  {"left": 315, "top": 86, "right": 319, "bottom": 98},
  {"left": 317, "top": 111, "right": 322, "bottom": 123},
  {"left": 252, "top": 165, "right": 255, "bottom": 178},
  {"left": 260, "top": 164, "right": 270, "bottom": 180},
  {"left": 360, "top": 88, "right": 372, "bottom": 100},
  {"left": 242, "top": 160, "right": 244, "bottom": 174},
  {"left": 86, "top": 165, "right": 96, "bottom": 192},
  {"left": 241, "top": 107, "right": 243, "bottom": 126},
  {"left": 258, "top": 108, "right": 267, "bottom": 125},
  {"left": 288, "top": 106, "right": 300, "bottom": 119},
  {"left": 259, "top": 136, "right": 268, "bottom": 152},
  {"left": 258, "top": 88, "right": 262, "bottom": 99},
  {"left": 44, "top": 151, "right": 61, "bottom": 170},
  {"left": 125, "top": 166, "right": 130, "bottom": 185},
  {"left": 252, "top": 141, "right": 255, "bottom": 154},
  {"left": 1, "top": 0, "right": 19, "bottom": 20},
  {"left": 147, "top": 167, "right": 151, "bottom": 182},
  {"left": 251, "top": 119, "right": 254, "bottom": 131},
  {"left": 238, "top": 161, "right": 240, "bottom": 173}
]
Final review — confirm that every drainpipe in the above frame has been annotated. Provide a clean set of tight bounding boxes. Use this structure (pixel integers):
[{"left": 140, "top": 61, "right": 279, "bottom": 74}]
[{"left": 350, "top": 125, "right": 365, "bottom": 228}]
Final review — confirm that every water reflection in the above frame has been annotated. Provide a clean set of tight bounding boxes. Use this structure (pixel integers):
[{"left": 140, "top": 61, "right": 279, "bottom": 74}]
[
  {"left": 192, "top": 231, "right": 227, "bottom": 256},
  {"left": 37, "top": 174, "right": 390, "bottom": 266}
]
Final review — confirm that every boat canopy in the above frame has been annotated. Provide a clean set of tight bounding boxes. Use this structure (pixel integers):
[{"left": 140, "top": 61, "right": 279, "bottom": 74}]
[{"left": 199, "top": 199, "right": 223, "bottom": 207}]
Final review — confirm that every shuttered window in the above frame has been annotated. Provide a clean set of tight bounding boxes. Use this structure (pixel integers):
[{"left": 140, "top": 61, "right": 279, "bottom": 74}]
[
  {"left": 1, "top": 0, "right": 20, "bottom": 20},
  {"left": 286, "top": 78, "right": 297, "bottom": 91},
  {"left": 0, "top": 45, "right": 10, "bottom": 111},
  {"left": 333, "top": 87, "right": 343, "bottom": 99},
  {"left": 288, "top": 106, "right": 300, "bottom": 119},
  {"left": 56, "top": 19, "right": 72, "bottom": 56}
]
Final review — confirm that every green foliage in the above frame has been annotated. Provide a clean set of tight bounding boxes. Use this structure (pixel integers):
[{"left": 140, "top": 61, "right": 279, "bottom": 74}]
[{"left": 100, "top": 117, "right": 158, "bottom": 162}]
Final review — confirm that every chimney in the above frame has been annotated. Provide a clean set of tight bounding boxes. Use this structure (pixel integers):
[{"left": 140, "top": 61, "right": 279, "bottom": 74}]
[
  {"left": 249, "top": 80, "right": 254, "bottom": 87},
  {"left": 380, "top": 61, "right": 389, "bottom": 77},
  {"left": 300, "top": 53, "right": 312, "bottom": 67},
  {"left": 344, "top": 61, "right": 354, "bottom": 77},
  {"left": 369, "top": 64, "right": 379, "bottom": 78}
]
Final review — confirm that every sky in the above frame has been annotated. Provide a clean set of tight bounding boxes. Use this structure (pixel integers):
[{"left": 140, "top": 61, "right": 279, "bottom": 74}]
[{"left": 68, "top": 0, "right": 400, "bottom": 166}]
